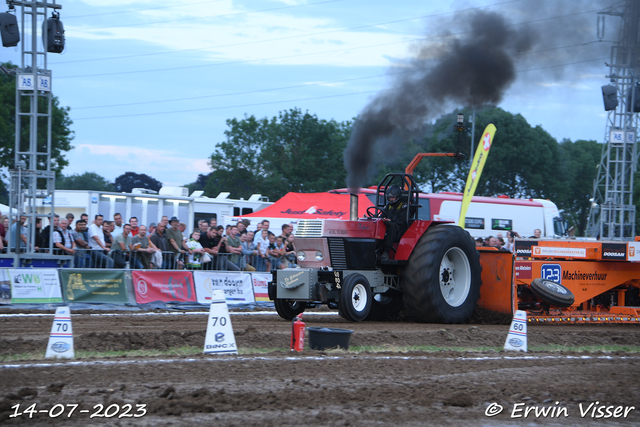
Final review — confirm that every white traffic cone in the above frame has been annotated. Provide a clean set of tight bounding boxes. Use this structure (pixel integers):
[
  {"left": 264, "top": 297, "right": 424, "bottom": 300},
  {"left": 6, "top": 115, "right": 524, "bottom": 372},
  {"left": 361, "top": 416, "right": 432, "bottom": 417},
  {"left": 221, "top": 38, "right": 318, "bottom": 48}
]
[
  {"left": 45, "top": 306, "right": 74, "bottom": 359},
  {"left": 203, "top": 290, "right": 238, "bottom": 355},
  {"left": 504, "top": 309, "right": 527, "bottom": 352}
]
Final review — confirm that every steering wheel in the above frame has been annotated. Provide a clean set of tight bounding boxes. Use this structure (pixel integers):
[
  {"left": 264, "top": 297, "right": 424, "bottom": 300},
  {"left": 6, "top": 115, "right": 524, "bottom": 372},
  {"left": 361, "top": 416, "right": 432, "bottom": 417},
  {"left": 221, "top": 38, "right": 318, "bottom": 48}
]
[{"left": 366, "top": 206, "right": 388, "bottom": 218}]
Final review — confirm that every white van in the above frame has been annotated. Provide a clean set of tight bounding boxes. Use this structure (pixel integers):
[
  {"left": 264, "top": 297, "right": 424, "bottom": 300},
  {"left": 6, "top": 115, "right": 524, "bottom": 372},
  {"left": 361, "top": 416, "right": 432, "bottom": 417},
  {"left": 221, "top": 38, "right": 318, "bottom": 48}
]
[{"left": 424, "top": 192, "right": 565, "bottom": 238}]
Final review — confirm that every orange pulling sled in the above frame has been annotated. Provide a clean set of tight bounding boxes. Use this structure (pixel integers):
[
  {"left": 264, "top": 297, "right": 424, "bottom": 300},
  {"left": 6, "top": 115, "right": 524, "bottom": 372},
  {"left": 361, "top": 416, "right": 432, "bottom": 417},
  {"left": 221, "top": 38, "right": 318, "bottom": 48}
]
[{"left": 476, "top": 239, "right": 640, "bottom": 323}]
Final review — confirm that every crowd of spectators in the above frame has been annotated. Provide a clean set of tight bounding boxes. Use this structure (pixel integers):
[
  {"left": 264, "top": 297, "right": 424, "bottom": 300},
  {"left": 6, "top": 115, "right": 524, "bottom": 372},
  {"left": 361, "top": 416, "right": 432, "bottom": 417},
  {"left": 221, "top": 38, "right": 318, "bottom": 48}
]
[
  {"left": 474, "top": 230, "right": 527, "bottom": 252},
  {"left": 0, "top": 212, "right": 298, "bottom": 272}
]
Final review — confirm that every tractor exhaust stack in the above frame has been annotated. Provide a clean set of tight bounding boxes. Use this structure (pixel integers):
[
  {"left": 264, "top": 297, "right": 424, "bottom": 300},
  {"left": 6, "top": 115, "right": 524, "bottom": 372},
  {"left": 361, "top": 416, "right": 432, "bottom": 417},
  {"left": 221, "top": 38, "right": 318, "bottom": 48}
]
[{"left": 350, "top": 193, "right": 358, "bottom": 221}]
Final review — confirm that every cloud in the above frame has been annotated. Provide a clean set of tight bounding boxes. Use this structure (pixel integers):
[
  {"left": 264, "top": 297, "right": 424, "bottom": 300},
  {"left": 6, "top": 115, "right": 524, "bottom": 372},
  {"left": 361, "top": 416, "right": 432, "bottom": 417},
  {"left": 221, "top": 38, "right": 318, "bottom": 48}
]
[
  {"left": 65, "top": 143, "right": 211, "bottom": 186},
  {"left": 62, "top": 2, "right": 414, "bottom": 68}
]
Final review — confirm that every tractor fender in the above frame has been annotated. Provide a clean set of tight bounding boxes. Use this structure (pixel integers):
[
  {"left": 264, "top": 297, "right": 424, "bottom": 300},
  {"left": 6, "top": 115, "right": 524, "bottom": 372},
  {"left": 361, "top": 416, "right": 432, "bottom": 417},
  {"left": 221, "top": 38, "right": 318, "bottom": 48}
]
[{"left": 394, "top": 220, "right": 453, "bottom": 261}]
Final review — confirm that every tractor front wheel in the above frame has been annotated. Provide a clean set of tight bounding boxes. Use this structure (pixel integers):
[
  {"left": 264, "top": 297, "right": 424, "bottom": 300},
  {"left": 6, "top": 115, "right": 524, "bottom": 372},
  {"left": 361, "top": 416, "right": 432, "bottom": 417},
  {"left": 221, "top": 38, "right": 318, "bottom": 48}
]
[
  {"left": 339, "top": 274, "right": 373, "bottom": 322},
  {"left": 274, "top": 299, "right": 306, "bottom": 320},
  {"left": 402, "top": 225, "right": 481, "bottom": 323}
]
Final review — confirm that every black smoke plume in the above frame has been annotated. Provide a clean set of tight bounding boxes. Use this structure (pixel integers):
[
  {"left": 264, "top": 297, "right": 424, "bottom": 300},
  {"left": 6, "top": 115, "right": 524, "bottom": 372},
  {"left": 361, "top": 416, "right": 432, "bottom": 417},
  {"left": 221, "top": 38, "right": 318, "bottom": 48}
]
[{"left": 344, "top": 1, "right": 612, "bottom": 192}]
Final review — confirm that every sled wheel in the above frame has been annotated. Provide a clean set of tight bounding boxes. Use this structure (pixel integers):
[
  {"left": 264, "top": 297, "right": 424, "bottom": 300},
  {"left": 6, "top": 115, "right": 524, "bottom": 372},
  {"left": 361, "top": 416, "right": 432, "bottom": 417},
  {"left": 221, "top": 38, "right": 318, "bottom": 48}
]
[
  {"left": 402, "top": 225, "right": 482, "bottom": 323},
  {"left": 274, "top": 299, "right": 306, "bottom": 320},
  {"left": 530, "top": 278, "right": 575, "bottom": 308},
  {"left": 339, "top": 274, "right": 372, "bottom": 322},
  {"left": 365, "top": 290, "right": 405, "bottom": 321}
]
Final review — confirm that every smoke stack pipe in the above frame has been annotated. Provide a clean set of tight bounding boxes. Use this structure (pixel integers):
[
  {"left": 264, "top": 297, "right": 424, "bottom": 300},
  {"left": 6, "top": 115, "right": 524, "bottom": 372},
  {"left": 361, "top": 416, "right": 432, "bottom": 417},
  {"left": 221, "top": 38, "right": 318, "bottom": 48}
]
[{"left": 350, "top": 193, "right": 358, "bottom": 221}]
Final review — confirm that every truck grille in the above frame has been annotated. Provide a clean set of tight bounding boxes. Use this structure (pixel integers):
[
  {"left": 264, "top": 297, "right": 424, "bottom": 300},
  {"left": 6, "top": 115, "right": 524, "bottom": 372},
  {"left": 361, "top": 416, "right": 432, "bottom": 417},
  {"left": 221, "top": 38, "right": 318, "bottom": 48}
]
[
  {"left": 296, "top": 220, "right": 324, "bottom": 237},
  {"left": 327, "top": 238, "right": 348, "bottom": 269}
]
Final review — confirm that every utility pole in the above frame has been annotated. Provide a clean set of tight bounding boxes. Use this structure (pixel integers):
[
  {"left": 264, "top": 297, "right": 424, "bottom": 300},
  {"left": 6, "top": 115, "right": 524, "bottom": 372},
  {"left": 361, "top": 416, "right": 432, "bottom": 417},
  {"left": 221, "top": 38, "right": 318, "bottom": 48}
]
[
  {"left": 587, "top": 0, "right": 640, "bottom": 240},
  {"left": 4, "top": 0, "right": 62, "bottom": 262}
]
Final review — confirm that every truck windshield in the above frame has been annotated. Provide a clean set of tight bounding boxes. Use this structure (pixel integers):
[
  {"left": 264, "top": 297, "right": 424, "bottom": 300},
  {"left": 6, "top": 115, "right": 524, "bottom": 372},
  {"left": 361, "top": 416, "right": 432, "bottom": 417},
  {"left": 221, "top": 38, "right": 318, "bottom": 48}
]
[{"left": 553, "top": 217, "right": 566, "bottom": 237}]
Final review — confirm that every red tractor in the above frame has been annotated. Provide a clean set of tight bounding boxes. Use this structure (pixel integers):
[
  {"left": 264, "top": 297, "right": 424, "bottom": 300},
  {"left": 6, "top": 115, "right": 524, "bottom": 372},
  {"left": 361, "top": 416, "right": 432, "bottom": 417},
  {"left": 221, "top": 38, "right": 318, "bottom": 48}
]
[{"left": 268, "top": 171, "right": 482, "bottom": 323}]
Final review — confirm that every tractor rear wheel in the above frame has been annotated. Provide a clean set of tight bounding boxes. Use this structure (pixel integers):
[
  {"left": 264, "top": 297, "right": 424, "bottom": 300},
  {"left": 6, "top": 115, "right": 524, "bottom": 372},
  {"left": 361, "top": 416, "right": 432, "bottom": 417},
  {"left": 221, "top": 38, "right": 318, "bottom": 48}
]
[
  {"left": 274, "top": 299, "right": 306, "bottom": 320},
  {"left": 402, "top": 225, "right": 481, "bottom": 323}
]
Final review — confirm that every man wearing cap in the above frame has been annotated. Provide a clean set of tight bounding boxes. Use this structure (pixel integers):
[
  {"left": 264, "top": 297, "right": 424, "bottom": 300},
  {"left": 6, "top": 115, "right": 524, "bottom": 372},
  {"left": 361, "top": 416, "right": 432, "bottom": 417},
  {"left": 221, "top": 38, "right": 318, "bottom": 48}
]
[{"left": 166, "top": 216, "right": 186, "bottom": 269}]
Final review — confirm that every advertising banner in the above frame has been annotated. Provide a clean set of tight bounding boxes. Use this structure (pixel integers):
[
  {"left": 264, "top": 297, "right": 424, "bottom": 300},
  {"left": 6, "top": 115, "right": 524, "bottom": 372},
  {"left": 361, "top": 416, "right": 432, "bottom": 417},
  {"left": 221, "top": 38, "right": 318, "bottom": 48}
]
[
  {"left": 59, "top": 270, "right": 128, "bottom": 304},
  {"left": 132, "top": 270, "right": 197, "bottom": 304},
  {"left": 8, "top": 268, "right": 63, "bottom": 304},
  {"left": 251, "top": 273, "right": 272, "bottom": 302},
  {"left": 193, "top": 271, "right": 255, "bottom": 305},
  {"left": 459, "top": 123, "right": 496, "bottom": 227},
  {"left": 0, "top": 269, "right": 10, "bottom": 302}
]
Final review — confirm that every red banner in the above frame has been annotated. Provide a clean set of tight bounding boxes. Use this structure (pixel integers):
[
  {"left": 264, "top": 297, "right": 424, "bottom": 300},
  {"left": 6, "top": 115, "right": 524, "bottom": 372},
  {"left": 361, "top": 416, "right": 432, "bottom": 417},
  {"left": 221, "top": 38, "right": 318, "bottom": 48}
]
[{"left": 133, "top": 271, "right": 197, "bottom": 304}]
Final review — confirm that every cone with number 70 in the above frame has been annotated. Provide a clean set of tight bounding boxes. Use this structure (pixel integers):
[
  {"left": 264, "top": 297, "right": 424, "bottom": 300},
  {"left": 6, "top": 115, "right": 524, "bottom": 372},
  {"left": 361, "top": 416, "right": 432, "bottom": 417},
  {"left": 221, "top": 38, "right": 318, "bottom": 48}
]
[{"left": 45, "top": 306, "right": 74, "bottom": 359}]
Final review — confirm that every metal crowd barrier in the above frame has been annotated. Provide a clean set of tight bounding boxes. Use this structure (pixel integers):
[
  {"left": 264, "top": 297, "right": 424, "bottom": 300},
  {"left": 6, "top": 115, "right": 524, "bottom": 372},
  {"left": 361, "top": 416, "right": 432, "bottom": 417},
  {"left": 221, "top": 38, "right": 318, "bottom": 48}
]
[{"left": 1, "top": 247, "right": 297, "bottom": 271}]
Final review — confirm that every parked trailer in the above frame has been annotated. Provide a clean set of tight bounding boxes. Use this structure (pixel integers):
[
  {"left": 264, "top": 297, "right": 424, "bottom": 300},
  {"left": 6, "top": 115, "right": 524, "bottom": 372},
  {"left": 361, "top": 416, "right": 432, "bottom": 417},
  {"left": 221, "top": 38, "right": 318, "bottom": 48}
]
[{"left": 34, "top": 188, "right": 271, "bottom": 231}]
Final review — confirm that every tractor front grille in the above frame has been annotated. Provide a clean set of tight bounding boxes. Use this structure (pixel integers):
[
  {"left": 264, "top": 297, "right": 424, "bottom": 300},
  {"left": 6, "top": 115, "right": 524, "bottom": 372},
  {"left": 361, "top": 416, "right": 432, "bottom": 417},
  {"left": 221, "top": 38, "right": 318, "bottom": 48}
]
[
  {"left": 327, "top": 238, "right": 348, "bottom": 269},
  {"left": 296, "top": 220, "right": 324, "bottom": 237}
]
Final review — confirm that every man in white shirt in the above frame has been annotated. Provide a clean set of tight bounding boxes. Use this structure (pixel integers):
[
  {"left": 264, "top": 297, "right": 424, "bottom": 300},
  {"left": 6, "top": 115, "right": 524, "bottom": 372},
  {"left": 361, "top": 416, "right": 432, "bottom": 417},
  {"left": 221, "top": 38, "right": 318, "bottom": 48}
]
[
  {"left": 87, "top": 214, "right": 114, "bottom": 268},
  {"left": 112, "top": 213, "right": 124, "bottom": 238}
]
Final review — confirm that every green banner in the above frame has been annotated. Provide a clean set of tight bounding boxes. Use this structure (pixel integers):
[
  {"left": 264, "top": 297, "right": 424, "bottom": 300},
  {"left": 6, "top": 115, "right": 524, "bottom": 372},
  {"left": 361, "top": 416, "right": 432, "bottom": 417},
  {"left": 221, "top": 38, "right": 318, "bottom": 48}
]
[{"left": 60, "top": 270, "right": 128, "bottom": 304}]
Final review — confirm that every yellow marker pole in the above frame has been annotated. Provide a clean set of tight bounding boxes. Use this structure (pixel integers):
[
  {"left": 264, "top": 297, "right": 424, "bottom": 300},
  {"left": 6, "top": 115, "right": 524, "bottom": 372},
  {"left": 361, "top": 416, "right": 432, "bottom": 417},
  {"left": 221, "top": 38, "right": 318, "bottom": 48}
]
[{"left": 458, "top": 124, "right": 496, "bottom": 227}]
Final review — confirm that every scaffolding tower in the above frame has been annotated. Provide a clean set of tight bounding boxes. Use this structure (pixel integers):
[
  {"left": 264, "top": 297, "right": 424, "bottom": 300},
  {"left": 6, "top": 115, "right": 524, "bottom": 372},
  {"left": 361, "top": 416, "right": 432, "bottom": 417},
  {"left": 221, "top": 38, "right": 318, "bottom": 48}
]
[
  {"left": 587, "top": 0, "right": 640, "bottom": 240},
  {"left": 6, "top": 0, "right": 61, "bottom": 261}
]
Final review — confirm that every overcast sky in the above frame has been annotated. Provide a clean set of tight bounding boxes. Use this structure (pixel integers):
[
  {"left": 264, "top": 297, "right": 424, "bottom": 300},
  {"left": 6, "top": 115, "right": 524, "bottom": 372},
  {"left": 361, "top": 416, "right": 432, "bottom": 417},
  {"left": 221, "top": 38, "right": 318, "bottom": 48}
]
[{"left": 1, "top": 0, "right": 618, "bottom": 190}]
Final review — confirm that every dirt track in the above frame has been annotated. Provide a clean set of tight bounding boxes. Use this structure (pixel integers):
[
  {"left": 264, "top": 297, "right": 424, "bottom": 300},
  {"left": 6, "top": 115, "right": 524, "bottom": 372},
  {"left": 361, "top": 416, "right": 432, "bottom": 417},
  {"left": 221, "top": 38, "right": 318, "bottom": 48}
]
[{"left": 1, "top": 308, "right": 639, "bottom": 426}]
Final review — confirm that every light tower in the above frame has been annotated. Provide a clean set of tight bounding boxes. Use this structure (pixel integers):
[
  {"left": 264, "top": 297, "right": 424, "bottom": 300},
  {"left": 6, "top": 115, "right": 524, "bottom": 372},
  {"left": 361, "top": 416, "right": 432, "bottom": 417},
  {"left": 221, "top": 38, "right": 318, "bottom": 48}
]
[
  {"left": 587, "top": 0, "right": 640, "bottom": 240},
  {"left": 2, "top": 0, "right": 64, "bottom": 261}
]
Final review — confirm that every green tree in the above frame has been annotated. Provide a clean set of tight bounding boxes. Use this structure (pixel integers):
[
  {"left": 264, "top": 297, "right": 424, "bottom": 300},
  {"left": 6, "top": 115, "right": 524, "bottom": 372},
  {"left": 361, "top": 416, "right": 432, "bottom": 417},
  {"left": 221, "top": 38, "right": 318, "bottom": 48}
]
[
  {"left": 114, "top": 172, "right": 162, "bottom": 193},
  {"left": 369, "top": 107, "right": 561, "bottom": 200},
  {"left": 0, "top": 62, "right": 73, "bottom": 173},
  {"left": 57, "top": 172, "right": 114, "bottom": 191},
  {"left": 184, "top": 173, "right": 210, "bottom": 196},
  {"left": 209, "top": 108, "right": 351, "bottom": 200}
]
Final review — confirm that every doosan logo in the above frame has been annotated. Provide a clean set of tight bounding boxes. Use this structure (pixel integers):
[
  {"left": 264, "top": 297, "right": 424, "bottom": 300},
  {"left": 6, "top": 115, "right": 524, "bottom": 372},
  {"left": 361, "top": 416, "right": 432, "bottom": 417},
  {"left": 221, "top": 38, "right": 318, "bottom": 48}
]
[
  {"left": 602, "top": 244, "right": 626, "bottom": 259},
  {"left": 603, "top": 251, "right": 625, "bottom": 257}
]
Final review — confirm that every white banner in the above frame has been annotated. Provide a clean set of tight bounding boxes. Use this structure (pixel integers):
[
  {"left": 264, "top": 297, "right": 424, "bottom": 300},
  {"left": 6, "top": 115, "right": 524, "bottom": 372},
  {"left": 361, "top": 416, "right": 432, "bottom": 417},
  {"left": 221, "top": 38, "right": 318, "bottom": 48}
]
[
  {"left": 628, "top": 242, "right": 640, "bottom": 261},
  {"left": 8, "top": 269, "right": 63, "bottom": 303},
  {"left": 251, "top": 273, "right": 272, "bottom": 302},
  {"left": 532, "top": 246, "right": 586, "bottom": 258},
  {"left": 193, "top": 271, "right": 255, "bottom": 305}
]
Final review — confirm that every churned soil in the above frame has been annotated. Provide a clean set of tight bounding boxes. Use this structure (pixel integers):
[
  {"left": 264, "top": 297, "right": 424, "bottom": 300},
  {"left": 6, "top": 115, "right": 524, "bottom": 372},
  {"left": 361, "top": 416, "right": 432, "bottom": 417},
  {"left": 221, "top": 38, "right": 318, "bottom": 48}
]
[{"left": 0, "top": 307, "right": 639, "bottom": 426}]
